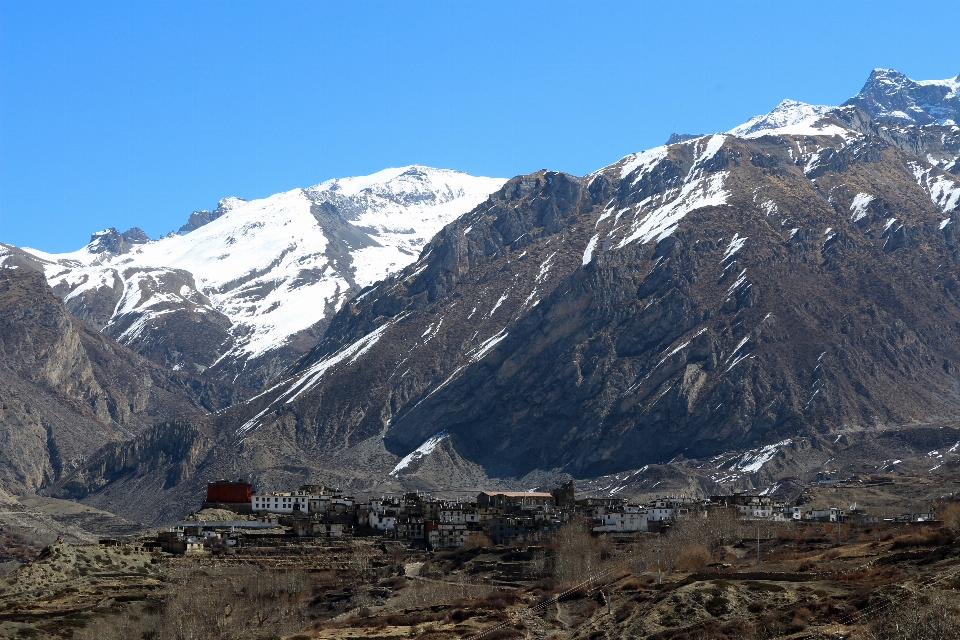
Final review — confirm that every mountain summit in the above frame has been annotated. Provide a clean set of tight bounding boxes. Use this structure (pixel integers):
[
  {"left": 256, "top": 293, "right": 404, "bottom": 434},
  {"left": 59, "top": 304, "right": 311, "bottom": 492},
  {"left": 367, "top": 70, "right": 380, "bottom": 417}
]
[
  {"left": 2, "top": 166, "right": 505, "bottom": 392},
  {"left": 728, "top": 99, "right": 835, "bottom": 138},
  {"left": 844, "top": 67, "right": 960, "bottom": 126}
]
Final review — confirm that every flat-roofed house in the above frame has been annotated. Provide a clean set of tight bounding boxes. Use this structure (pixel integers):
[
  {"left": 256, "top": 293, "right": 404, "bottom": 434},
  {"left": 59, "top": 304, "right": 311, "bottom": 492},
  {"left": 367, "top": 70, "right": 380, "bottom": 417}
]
[{"left": 477, "top": 491, "right": 555, "bottom": 510}]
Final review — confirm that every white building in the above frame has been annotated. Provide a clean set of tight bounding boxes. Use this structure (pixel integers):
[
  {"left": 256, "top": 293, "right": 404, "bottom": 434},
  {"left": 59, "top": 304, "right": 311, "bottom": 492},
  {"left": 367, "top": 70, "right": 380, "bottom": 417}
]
[
  {"left": 439, "top": 509, "right": 480, "bottom": 524},
  {"left": 368, "top": 512, "right": 397, "bottom": 531},
  {"left": 809, "top": 507, "right": 844, "bottom": 522},
  {"left": 738, "top": 503, "right": 775, "bottom": 518},
  {"left": 784, "top": 506, "right": 803, "bottom": 520},
  {"left": 252, "top": 490, "right": 322, "bottom": 514},
  {"left": 647, "top": 498, "right": 690, "bottom": 521},
  {"left": 593, "top": 511, "right": 648, "bottom": 533}
]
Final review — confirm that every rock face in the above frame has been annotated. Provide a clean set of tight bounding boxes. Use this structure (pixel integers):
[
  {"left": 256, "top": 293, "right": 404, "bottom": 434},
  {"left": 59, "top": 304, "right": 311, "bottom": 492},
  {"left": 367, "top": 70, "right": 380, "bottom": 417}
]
[
  {"left": 3, "top": 167, "right": 505, "bottom": 394},
  {"left": 830, "top": 105, "right": 960, "bottom": 175},
  {"left": 0, "top": 267, "right": 236, "bottom": 495},
  {"left": 176, "top": 197, "right": 246, "bottom": 234},
  {"left": 844, "top": 68, "right": 960, "bottom": 126},
  {"left": 40, "top": 69, "right": 960, "bottom": 524}
]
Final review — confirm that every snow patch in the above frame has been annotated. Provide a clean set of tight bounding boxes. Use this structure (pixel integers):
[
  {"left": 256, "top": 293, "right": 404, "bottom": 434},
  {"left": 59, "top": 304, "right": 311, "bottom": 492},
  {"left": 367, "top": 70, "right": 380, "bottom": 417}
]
[
  {"left": 850, "top": 193, "right": 874, "bottom": 222},
  {"left": 489, "top": 293, "right": 508, "bottom": 316},
  {"left": 697, "top": 135, "right": 726, "bottom": 164},
  {"left": 282, "top": 314, "right": 407, "bottom": 404},
  {"left": 722, "top": 233, "right": 747, "bottom": 261},
  {"left": 582, "top": 234, "right": 600, "bottom": 265},
  {"left": 616, "top": 172, "right": 730, "bottom": 248},
  {"left": 759, "top": 200, "right": 778, "bottom": 216},
  {"left": 472, "top": 330, "right": 508, "bottom": 362},
  {"left": 729, "top": 100, "right": 850, "bottom": 139},
  {"left": 389, "top": 431, "right": 450, "bottom": 476},
  {"left": 615, "top": 146, "right": 669, "bottom": 182},
  {"left": 909, "top": 161, "right": 960, "bottom": 213},
  {"left": 735, "top": 439, "right": 793, "bottom": 473}
]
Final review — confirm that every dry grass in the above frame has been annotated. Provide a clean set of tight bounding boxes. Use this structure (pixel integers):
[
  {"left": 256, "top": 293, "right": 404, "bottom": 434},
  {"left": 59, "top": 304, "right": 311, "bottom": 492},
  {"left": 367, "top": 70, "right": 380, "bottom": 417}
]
[{"left": 889, "top": 528, "right": 955, "bottom": 549}]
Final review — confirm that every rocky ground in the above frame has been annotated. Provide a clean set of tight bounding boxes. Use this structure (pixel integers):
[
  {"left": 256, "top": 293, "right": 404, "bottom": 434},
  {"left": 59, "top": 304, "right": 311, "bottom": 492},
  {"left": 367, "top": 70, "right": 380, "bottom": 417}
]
[{"left": 180, "top": 507, "right": 258, "bottom": 521}]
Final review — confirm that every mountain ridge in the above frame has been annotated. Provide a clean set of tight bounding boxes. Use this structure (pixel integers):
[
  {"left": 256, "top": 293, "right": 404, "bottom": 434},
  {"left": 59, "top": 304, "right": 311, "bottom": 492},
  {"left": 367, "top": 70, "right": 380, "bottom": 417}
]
[
  {"left": 5, "top": 67, "right": 960, "bottom": 523},
  {"left": 51, "top": 98, "right": 960, "bottom": 522},
  {"left": 2, "top": 166, "right": 505, "bottom": 394},
  {"left": 844, "top": 67, "right": 960, "bottom": 126}
]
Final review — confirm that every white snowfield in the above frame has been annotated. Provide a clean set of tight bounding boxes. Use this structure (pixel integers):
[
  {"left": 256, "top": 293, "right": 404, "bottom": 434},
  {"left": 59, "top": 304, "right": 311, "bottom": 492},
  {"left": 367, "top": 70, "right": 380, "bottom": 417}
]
[
  {"left": 18, "top": 166, "right": 505, "bottom": 367},
  {"left": 914, "top": 74, "right": 960, "bottom": 99},
  {"left": 728, "top": 99, "right": 852, "bottom": 139}
]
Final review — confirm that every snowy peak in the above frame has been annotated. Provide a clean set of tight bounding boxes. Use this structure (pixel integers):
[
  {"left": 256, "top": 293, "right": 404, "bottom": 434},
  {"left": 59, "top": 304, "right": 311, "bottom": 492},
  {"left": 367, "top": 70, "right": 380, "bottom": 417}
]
[
  {"left": 845, "top": 68, "right": 960, "bottom": 126},
  {"left": 305, "top": 165, "right": 501, "bottom": 210},
  {"left": 728, "top": 100, "right": 842, "bottom": 138},
  {"left": 8, "top": 166, "right": 506, "bottom": 392}
]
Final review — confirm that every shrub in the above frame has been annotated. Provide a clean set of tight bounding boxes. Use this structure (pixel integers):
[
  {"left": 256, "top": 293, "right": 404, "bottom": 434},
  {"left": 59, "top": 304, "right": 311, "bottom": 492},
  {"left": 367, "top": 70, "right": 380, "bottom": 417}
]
[
  {"left": 704, "top": 595, "right": 730, "bottom": 617},
  {"left": 463, "top": 533, "right": 492, "bottom": 550},
  {"left": 384, "top": 612, "right": 442, "bottom": 626},
  {"left": 478, "top": 591, "right": 521, "bottom": 609},
  {"left": 620, "top": 578, "right": 644, "bottom": 591},
  {"left": 380, "top": 576, "right": 406, "bottom": 589},
  {"left": 448, "top": 608, "right": 475, "bottom": 622},
  {"left": 615, "top": 601, "right": 636, "bottom": 623},
  {"left": 530, "top": 577, "right": 556, "bottom": 592},
  {"left": 890, "top": 528, "right": 954, "bottom": 549},
  {"left": 676, "top": 544, "right": 712, "bottom": 571}
]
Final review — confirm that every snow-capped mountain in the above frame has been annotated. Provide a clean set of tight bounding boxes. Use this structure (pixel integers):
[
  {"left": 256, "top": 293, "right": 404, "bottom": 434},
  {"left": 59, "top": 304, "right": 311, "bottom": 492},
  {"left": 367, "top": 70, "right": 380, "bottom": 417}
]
[
  {"left": 2, "top": 166, "right": 505, "bottom": 392},
  {"left": 26, "top": 67, "right": 960, "bottom": 523},
  {"left": 844, "top": 68, "right": 960, "bottom": 126},
  {"left": 728, "top": 99, "right": 837, "bottom": 138},
  {"left": 723, "top": 72, "right": 960, "bottom": 175}
]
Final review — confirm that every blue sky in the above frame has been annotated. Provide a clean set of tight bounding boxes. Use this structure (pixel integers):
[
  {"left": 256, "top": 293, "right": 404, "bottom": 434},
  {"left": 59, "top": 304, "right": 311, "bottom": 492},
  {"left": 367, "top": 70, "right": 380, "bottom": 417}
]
[{"left": 1, "top": 1, "right": 958, "bottom": 252}]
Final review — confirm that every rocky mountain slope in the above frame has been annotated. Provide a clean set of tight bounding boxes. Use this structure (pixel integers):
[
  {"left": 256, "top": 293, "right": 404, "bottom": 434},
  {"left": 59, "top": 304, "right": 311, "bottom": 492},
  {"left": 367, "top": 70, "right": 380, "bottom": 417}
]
[
  {"left": 0, "top": 266, "right": 236, "bottom": 496},
  {"left": 2, "top": 167, "right": 505, "bottom": 394},
  {"left": 845, "top": 67, "right": 960, "bottom": 126},
  {"left": 41, "top": 68, "right": 960, "bottom": 523},
  {"left": 244, "top": 115, "right": 960, "bottom": 476}
]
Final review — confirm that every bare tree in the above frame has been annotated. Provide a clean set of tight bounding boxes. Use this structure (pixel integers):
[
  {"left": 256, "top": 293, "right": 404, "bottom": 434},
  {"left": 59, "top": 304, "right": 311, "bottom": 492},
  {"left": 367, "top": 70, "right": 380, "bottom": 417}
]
[{"left": 553, "top": 515, "right": 601, "bottom": 585}]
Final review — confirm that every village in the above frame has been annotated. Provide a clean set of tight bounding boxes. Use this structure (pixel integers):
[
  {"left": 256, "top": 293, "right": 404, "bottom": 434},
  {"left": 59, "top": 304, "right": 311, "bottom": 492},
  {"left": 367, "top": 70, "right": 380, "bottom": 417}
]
[
  {"left": 148, "top": 471, "right": 942, "bottom": 555},
  {"left": 4, "top": 468, "right": 959, "bottom": 640}
]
